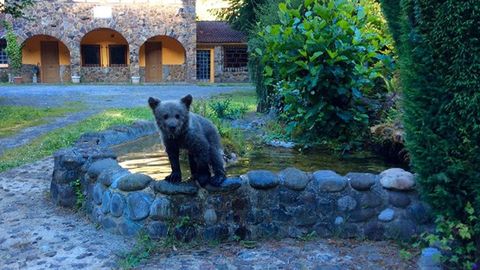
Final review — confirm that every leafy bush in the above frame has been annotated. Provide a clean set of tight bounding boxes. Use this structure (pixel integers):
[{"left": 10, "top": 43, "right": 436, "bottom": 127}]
[
  {"left": 380, "top": 0, "right": 480, "bottom": 267},
  {"left": 252, "top": 0, "right": 394, "bottom": 147}
]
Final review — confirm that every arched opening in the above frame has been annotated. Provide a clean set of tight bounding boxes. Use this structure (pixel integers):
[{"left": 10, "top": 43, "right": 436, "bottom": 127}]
[
  {"left": 139, "top": 36, "right": 186, "bottom": 82},
  {"left": 81, "top": 28, "right": 129, "bottom": 67},
  {"left": 22, "top": 35, "right": 71, "bottom": 83}
]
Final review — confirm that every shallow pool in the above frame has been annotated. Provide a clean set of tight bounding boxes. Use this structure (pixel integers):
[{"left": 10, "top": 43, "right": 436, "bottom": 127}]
[{"left": 112, "top": 135, "right": 404, "bottom": 180}]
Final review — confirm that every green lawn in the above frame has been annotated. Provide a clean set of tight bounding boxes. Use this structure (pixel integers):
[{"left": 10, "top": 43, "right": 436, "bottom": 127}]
[
  {"left": 0, "top": 90, "right": 256, "bottom": 173},
  {"left": 0, "top": 102, "right": 84, "bottom": 138}
]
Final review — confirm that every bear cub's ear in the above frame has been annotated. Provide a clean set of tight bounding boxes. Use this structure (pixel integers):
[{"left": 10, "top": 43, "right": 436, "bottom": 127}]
[
  {"left": 148, "top": 97, "right": 160, "bottom": 110},
  {"left": 181, "top": 94, "right": 193, "bottom": 110}
]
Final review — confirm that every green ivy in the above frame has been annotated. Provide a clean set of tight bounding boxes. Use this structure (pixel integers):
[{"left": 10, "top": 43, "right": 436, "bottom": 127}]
[
  {"left": 252, "top": 0, "right": 394, "bottom": 148},
  {"left": 4, "top": 21, "right": 22, "bottom": 75}
]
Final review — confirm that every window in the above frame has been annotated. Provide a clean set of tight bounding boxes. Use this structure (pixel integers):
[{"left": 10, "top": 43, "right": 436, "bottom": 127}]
[
  {"left": 81, "top": 45, "right": 101, "bottom": 67},
  {"left": 197, "top": 50, "right": 211, "bottom": 81},
  {"left": 109, "top": 45, "right": 127, "bottom": 67},
  {"left": 0, "top": 39, "right": 8, "bottom": 66},
  {"left": 224, "top": 46, "right": 248, "bottom": 70}
]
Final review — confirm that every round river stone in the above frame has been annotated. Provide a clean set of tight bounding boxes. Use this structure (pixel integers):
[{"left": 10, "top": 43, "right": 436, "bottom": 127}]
[
  {"left": 247, "top": 170, "right": 279, "bottom": 189},
  {"left": 346, "top": 172, "right": 377, "bottom": 191},
  {"left": 154, "top": 181, "right": 199, "bottom": 195},
  {"left": 378, "top": 208, "right": 395, "bottom": 222},
  {"left": 379, "top": 168, "right": 415, "bottom": 190},
  {"left": 126, "top": 192, "right": 153, "bottom": 221},
  {"left": 150, "top": 197, "right": 172, "bottom": 220},
  {"left": 312, "top": 170, "right": 347, "bottom": 192},
  {"left": 110, "top": 193, "right": 125, "bottom": 217},
  {"left": 278, "top": 167, "right": 311, "bottom": 191},
  {"left": 118, "top": 173, "right": 152, "bottom": 191}
]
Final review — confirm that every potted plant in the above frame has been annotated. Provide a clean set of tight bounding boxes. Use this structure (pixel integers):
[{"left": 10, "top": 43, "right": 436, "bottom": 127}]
[{"left": 4, "top": 22, "right": 23, "bottom": 84}]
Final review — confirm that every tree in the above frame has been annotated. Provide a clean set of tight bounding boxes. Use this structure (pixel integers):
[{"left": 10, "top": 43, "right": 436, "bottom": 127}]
[
  {"left": 380, "top": 0, "right": 480, "bottom": 267},
  {"left": 0, "top": 0, "right": 34, "bottom": 18},
  {"left": 214, "top": 0, "right": 271, "bottom": 33}
]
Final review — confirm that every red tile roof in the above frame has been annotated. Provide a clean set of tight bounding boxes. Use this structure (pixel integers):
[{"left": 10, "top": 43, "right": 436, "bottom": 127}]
[{"left": 197, "top": 21, "right": 247, "bottom": 44}]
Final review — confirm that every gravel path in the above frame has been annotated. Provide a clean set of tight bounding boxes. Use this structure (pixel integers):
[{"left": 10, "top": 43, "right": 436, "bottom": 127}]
[
  {"left": 0, "top": 84, "right": 253, "bottom": 154},
  {"left": 0, "top": 158, "right": 418, "bottom": 270}
]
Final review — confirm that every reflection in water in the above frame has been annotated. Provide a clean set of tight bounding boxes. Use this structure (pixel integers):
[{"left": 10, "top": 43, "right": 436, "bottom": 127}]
[{"left": 112, "top": 135, "right": 402, "bottom": 180}]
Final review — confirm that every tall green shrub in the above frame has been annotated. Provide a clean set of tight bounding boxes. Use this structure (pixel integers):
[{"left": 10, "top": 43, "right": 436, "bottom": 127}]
[
  {"left": 380, "top": 0, "right": 480, "bottom": 267},
  {"left": 252, "top": 0, "right": 394, "bottom": 146}
]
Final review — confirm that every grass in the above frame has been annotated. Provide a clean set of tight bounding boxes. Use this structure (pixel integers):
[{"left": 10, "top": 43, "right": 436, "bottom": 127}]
[
  {"left": 0, "top": 90, "right": 256, "bottom": 173},
  {"left": 0, "top": 108, "right": 153, "bottom": 173},
  {"left": 0, "top": 102, "right": 84, "bottom": 138}
]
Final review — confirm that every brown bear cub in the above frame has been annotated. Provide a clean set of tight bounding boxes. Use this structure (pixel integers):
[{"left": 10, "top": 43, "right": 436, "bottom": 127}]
[{"left": 148, "top": 94, "right": 226, "bottom": 187}]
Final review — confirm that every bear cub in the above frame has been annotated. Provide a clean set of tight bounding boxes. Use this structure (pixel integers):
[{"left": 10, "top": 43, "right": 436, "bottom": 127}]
[{"left": 148, "top": 94, "right": 226, "bottom": 187}]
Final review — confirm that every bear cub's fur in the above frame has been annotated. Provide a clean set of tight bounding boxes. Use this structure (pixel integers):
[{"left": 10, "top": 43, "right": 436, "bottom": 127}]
[{"left": 148, "top": 94, "right": 226, "bottom": 187}]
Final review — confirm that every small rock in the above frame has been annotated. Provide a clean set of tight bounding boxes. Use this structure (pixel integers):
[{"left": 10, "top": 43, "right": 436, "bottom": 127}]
[
  {"left": 379, "top": 168, "right": 415, "bottom": 190},
  {"left": 147, "top": 222, "right": 168, "bottom": 239},
  {"left": 388, "top": 191, "right": 411, "bottom": 208},
  {"left": 101, "top": 190, "right": 112, "bottom": 214},
  {"left": 407, "top": 202, "right": 432, "bottom": 225},
  {"left": 378, "top": 208, "right": 395, "bottom": 222},
  {"left": 279, "top": 167, "right": 311, "bottom": 191},
  {"left": 117, "top": 173, "right": 152, "bottom": 191},
  {"left": 110, "top": 193, "right": 125, "bottom": 217},
  {"left": 346, "top": 172, "right": 377, "bottom": 191},
  {"left": 126, "top": 192, "right": 154, "bottom": 221},
  {"left": 45, "top": 251, "right": 57, "bottom": 257},
  {"left": 203, "top": 209, "right": 217, "bottom": 225},
  {"left": 86, "top": 159, "right": 121, "bottom": 181},
  {"left": 150, "top": 197, "right": 172, "bottom": 220},
  {"left": 99, "top": 169, "right": 129, "bottom": 187},
  {"left": 334, "top": 216, "right": 344, "bottom": 225},
  {"left": 337, "top": 195, "right": 357, "bottom": 212},
  {"left": 204, "top": 177, "right": 242, "bottom": 192},
  {"left": 154, "top": 181, "right": 198, "bottom": 195},
  {"left": 418, "top": 247, "right": 442, "bottom": 270},
  {"left": 359, "top": 192, "right": 383, "bottom": 208},
  {"left": 312, "top": 170, "right": 347, "bottom": 192},
  {"left": 93, "top": 183, "right": 105, "bottom": 205},
  {"left": 247, "top": 170, "right": 279, "bottom": 189}
]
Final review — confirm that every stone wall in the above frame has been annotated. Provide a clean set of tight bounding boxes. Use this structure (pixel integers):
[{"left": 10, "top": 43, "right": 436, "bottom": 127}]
[
  {"left": 10, "top": 0, "right": 196, "bottom": 82},
  {"left": 81, "top": 66, "right": 130, "bottom": 83},
  {"left": 51, "top": 121, "right": 433, "bottom": 243},
  {"left": 213, "top": 46, "right": 249, "bottom": 83}
]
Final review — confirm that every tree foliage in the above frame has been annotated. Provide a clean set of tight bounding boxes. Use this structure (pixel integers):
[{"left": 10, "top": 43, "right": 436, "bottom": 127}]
[
  {"left": 251, "top": 0, "right": 394, "bottom": 147},
  {"left": 0, "top": 0, "right": 33, "bottom": 18},
  {"left": 214, "top": 0, "right": 272, "bottom": 33},
  {"left": 380, "top": 0, "right": 480, "bottom": 267}
]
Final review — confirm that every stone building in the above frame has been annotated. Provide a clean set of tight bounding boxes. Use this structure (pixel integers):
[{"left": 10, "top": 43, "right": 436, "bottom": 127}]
[{"left": 0, "top": 0, "right": 249, "bottom": 84}]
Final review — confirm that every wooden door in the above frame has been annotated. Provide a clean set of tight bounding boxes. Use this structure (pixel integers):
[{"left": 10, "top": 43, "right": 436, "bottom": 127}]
[
  {"left": 40, "top": 41, "right": 60, "bottom": 83},
  {"left": 145, "top": 42, "right": 162, "bottom": 82}
]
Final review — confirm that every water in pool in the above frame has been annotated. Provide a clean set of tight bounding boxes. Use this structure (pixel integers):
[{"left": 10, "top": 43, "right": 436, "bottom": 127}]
[{"left": 112, "top": 135, "right": 404, "bottom": 180}]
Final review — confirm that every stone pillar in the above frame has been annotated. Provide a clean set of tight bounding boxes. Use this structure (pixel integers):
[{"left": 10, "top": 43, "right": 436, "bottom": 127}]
[
  {"left": 130, "top": 44, "right": 140, "bottom": 84},
  {"left": 70, "top": 46, "right": 81, "bottom": 83}
]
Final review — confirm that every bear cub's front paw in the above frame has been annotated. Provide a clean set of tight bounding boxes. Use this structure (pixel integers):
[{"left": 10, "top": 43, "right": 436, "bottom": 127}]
[
  {"left": 210, "top": 175, "right": 226, "bottom": 187},
  {"left": 165, "top": 172, "right": 182, "bottom": 183}
]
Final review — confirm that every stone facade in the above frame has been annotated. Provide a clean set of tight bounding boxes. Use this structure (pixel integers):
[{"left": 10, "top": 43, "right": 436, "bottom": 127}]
[
  {"left": 10, "top": 0, "right": 197, "bottom": 83},
  {"left": 81, "top": 66, "right": 130, "bottom": 83},
  {"left": 51, "top": 121, "right": 433, "bottom": 242},
  {"left": 213, "top": 46, "right": 249, "bottom": 83}
]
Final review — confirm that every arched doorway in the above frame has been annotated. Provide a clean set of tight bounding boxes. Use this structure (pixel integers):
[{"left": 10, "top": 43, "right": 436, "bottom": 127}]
[
  {"left": 139, "top": 36, "right": 186, "bottom": 83},
  {"left": 22, "top": 35, "right": 71, "bottom": 83},
  {"left": 81, "top": 28, "right": 129, "bottom": 67}
]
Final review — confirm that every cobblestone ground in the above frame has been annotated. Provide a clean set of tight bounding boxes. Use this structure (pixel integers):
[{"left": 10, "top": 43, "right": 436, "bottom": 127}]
[{"left": 0, "top": 158, "right": 418, "bottom": 269}]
